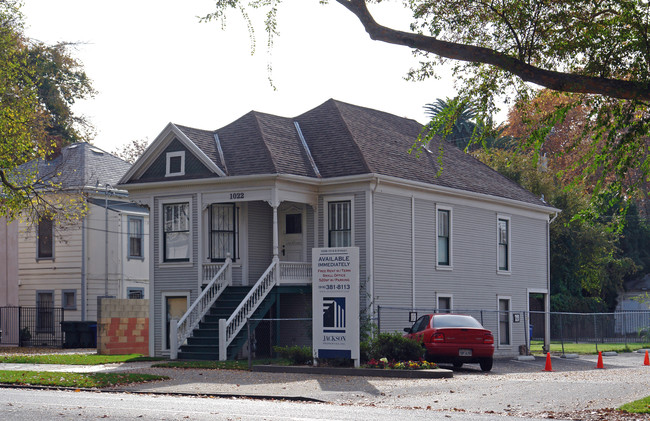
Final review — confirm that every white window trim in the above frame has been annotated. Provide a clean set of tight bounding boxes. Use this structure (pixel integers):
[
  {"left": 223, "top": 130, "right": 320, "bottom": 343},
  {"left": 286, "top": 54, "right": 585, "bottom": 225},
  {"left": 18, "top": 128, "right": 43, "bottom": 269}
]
[
  {"left": 159, "top": 197, "right": 193, "bottom": 265},
  {"left": 161, "top": 291, "right": 190, "bottom": 353},
  {"left": 496, "top": 214, "right": 511, "bottom": 275},
  {"left": 497, "top": 295, "right": 513, "bottom": 349},
  {"left": 165, "top": 151, "right": 185, "bottom": 177},
  {"left": 323, "top": 195, "right": 355, "bottom": 248},
  {"left": 435, "top": 204, "right": 453, "bottom": 270},
  {"left": 127, "top": 216, "right": 145, "bottom": 260},
  {"left": 436, "top": 293, "right": 453, "bottom": 312}
]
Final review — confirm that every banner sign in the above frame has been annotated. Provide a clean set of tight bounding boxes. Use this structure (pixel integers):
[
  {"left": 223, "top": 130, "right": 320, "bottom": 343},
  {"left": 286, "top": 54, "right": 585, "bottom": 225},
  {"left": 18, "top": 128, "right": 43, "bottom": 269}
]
[{"left": 312, "top": 247, "right": 359, "bottom": 363}]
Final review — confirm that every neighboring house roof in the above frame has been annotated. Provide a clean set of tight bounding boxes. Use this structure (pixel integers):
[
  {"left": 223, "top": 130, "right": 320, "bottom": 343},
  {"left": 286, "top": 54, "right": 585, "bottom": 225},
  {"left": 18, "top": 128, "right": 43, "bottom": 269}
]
[
  {"left": 123, "top": 99, "right": 554, "bottom": 209},
  {"left": 26, "top": 142, "right": 132, "bottom": 191}
]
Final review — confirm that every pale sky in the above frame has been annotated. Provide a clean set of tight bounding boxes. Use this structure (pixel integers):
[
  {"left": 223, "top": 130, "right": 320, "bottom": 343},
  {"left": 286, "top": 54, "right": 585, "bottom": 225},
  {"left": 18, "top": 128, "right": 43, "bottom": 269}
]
[{"left": 22, "top": 0, "right": 457, "bottom": 153}]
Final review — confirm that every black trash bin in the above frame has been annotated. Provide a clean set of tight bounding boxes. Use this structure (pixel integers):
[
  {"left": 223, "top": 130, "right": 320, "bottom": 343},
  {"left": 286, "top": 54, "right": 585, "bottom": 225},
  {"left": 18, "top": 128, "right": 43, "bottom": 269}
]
[{"left": 61, "top": 321, "right": 97, "bottom": 348}]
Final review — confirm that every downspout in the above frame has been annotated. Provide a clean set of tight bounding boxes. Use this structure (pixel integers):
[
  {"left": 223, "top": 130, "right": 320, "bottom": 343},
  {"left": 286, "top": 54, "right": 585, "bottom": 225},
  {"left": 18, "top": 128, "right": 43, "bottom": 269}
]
[
  {"left": 369, "top": 177, "right": 380, "bottom": 318},
  {"left": 104, "top": 184, "right": 112, "bottom": 298},
  {"left": 411, "top": 195, "right": 416, "bottom": 309},
  {"left": 81, "top": 215, "right": 86, "bottom": 321},
  {"left": 119, "top": 212, "right": 124, "bottom": 298}
]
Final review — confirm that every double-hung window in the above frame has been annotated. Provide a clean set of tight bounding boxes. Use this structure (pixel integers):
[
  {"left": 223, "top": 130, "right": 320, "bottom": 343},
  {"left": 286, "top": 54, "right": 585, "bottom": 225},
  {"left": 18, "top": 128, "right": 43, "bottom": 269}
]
[
  {"left": 37, "top": 216, "right": 54, "bottom": 259},
  {"left": 497, "top": 217, "right": 510, "bottom": 272},
  {"left": 163, "top": 202, "right": 190, "bottom": 262},
  {"left": 437, "top": 208, "right": 451, "bottom": 266},
  {"left": 128, "top": 216, "right": 144, "bottom": 259},
  {"left": 209, "top": 203, "right": 237, "bottom": 261},
  {"left": 328, "top": 200, "right": 351, "bottom": 247}
]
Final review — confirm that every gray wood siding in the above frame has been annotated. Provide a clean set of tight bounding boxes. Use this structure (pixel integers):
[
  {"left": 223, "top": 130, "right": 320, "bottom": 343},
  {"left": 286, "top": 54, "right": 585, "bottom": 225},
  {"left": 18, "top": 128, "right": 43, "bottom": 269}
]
[
  {"left": 247, "top": 201, "right": 273, "bottom": 283},
  {"left": 414, "top": 198, "right": 437, "bottom": 306},
  {"left": 373, "top": 193, "right": 412, "bottom": 310},
  {"left": 139, "top": 139, "right": 212, "bottom": 182},
  {"left": 353, "top": 192, "right": 367, "bottom": 311},
  {"left": 315, "top": 192, "right": 367, "bottom": 311},
  {"left": 152, "top": 195, "right": 199, "bottom": 355},
  {"left": 374, "top": 195, "right": 549, "bottom": 352}
]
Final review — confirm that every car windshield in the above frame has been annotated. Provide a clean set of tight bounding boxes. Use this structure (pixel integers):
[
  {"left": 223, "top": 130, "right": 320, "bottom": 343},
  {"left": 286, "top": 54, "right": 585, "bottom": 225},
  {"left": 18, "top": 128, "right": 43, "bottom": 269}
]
[{"left": 431, "top": 315, "right": 484, "bottom": 329}]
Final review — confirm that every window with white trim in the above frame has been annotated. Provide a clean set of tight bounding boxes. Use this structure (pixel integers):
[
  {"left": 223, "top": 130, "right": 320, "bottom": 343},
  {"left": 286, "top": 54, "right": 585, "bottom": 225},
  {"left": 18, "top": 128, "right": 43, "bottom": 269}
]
[
  {"left": 128, "top": 216, "right": 144, "bottom": 259},
  {"left": 437, "top": 208, "right": 451, "bottom": 266},
  {"left": 328, "top": 200, "right": 351, "bottom": 247},
  {"left": 497, "top": 217, "right": 510, "bottom": 272},
  {"left": 209, "top": 203, "right": 238, "bottom": 261},
  {"left": 163, "top": 202, "right": 190, "bottom": 262},
  {"left": 498, "top": 297, "right": 511, "bottom": 346},
  {"left": 165, "top": 151, "right": 185, "bottom": 177},
  {"left": 437, "top": 295, "right": 452, "bottom": 313}
]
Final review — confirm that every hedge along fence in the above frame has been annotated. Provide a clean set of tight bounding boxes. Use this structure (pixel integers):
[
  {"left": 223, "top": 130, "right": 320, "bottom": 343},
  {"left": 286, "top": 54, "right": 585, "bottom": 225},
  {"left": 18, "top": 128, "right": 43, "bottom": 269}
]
[{"left": 97, "top": 298, "right": 149, "bottom": 355}]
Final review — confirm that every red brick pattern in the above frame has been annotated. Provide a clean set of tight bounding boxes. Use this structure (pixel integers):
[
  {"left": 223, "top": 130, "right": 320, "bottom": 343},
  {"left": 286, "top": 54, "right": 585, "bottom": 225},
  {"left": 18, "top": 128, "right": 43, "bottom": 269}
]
[{"left": 99, "top": 317, "right": 149, "bottom": 355}]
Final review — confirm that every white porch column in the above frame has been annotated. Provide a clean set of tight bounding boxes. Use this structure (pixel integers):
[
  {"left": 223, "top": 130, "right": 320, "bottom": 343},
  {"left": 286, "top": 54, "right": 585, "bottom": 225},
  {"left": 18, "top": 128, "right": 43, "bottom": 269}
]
[
  {"left": 272, "top": 203, "right": 279, "bottom": 259},
  {"left": 271, "top": 188, "right": 280, "bottom": 260}
]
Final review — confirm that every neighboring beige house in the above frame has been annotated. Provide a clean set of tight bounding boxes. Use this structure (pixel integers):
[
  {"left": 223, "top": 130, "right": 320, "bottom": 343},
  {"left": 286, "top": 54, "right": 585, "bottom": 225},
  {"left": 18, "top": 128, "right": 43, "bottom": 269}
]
[{"left": 16, "top": 143, "right": 149, "bottom": 328}]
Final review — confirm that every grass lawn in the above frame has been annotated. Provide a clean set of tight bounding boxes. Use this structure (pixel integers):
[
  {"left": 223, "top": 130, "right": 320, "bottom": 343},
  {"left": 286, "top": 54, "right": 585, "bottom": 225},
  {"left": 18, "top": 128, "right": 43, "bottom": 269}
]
[
  {"left": 530, "top": 341, "right": 650, "bottom": 355},
  {"left": 620, "top": 396, "right": 650, "bottom": 414},
  {"left": 0, "top": 370, "right": 168, "bottom": 388},
  {"left": 0, "top": 353, "right": 163, "bottom": 365}
]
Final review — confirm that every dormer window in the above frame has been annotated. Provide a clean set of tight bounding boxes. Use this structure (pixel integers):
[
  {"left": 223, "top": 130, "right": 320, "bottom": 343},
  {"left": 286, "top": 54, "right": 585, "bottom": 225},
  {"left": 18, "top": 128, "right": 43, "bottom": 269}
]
[{"left": 166, "top": 151, "right": 185, "bottom": 177}]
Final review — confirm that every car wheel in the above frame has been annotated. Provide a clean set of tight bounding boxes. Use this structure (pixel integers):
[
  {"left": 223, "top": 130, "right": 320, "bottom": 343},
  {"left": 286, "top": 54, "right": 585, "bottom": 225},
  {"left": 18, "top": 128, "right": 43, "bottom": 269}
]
[
  {"left": 479, "top": 357, "right": 493, "bottom": 372},
  {"left": 453, "top": 362, "right": 463, "bottom": 368}
]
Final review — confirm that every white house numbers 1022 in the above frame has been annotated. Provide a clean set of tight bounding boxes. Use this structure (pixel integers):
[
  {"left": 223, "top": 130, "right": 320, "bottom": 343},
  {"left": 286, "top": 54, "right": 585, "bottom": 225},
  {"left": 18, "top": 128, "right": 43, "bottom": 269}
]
[{"left": 312, "top": 247, "right": 360, "bottom": 366}]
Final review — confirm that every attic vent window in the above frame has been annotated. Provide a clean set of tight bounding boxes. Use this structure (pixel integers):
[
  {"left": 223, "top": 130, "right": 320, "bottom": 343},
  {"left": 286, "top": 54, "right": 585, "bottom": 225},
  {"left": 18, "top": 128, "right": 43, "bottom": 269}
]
[
  {"left": 90, "top": 148, "right": 104, "bottom": 155},
  {"left": 166, "top": 151, "right": 185, "bottom": 177}
]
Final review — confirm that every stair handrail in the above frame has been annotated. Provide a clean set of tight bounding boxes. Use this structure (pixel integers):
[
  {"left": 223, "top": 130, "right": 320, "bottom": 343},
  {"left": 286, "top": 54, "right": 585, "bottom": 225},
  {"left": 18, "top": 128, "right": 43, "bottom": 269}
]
[
  {"left": 173, "top": 257, "right": 232, "bottom": 358},
  {"left": 219, "top": 258, "right": 278, "bottom": 360}
]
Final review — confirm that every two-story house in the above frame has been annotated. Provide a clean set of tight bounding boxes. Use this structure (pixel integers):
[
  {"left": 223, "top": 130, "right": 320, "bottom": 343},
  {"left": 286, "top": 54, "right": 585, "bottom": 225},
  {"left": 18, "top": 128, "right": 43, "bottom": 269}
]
[
  {"left": 119, "top": 99, "right": 558, "bottom": 360},
  {"left": 14, "top": 143, "right": 149, "bottom": 346}
]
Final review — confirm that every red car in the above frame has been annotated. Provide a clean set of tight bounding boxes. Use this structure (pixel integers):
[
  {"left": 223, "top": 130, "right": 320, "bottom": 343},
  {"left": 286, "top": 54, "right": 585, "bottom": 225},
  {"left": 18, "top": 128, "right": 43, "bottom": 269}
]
[{"left": 404, "top": 313, "right": 495, "bottom": 371}]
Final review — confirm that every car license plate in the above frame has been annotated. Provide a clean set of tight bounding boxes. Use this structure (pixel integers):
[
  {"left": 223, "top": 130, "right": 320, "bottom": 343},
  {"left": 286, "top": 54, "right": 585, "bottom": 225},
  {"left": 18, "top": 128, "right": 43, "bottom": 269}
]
[{"left": 459, "top": 349, "right": 472, "bottom": 357}]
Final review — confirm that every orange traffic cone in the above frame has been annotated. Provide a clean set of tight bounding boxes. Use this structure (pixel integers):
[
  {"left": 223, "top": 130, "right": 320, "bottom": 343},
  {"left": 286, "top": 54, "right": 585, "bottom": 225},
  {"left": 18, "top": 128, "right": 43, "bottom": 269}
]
[
  {"left": 644, "top": 350, "right": 649, "bottom": 366},
  {"left": 543, "top": 352, "right": 553, "bottom": 371},
  {"left": 596, "top": 351, "right": 604, "bottom": 369}
]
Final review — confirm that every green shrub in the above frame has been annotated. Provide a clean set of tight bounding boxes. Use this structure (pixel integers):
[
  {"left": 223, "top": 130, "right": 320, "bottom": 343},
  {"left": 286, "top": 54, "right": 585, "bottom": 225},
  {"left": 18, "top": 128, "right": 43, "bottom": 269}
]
[
  {"left": 363, "top": 332, "right": 424, "bottom": 362},
  {"left": 273, "top": 345, "right": 312, "bottom": 365}
]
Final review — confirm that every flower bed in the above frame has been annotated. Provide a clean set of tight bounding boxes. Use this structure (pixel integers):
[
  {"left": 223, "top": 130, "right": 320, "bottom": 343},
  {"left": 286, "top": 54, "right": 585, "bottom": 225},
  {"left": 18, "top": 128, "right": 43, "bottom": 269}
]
[{"left": 364, "top": 358, "right": 438, "bottom": 370}]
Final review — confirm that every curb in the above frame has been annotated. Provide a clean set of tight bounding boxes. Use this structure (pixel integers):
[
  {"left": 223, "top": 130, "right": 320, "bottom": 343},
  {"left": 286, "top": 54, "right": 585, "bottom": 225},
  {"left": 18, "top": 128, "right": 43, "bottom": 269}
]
[
  {"left": 252, "top": 365, "right": 453, "bottom": 379},
  {"left": 0, "top": 383, "right": 325, "bottom": 402}
]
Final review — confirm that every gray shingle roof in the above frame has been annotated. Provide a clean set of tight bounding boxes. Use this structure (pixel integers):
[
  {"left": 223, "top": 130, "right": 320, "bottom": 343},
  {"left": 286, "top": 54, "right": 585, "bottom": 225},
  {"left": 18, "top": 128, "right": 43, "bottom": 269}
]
[
  {"left": 173, "top": 99, "right": 550, "bottom": 208},
  {"left": 32, "top": 143, "right": 132, "bottom": 189}
]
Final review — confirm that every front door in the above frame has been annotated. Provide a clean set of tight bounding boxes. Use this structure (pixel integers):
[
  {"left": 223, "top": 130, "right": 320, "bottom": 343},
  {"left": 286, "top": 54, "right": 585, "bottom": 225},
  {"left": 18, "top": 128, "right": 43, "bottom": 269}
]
[{"left": 279, "top": 203, "right": 305, "bottom": 262}]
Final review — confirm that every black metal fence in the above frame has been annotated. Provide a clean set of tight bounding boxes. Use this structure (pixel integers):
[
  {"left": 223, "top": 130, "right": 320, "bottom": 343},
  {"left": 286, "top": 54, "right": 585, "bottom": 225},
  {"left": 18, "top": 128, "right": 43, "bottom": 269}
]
[{"left": 0, "top": 306, "right": 64, "bottom": 347}]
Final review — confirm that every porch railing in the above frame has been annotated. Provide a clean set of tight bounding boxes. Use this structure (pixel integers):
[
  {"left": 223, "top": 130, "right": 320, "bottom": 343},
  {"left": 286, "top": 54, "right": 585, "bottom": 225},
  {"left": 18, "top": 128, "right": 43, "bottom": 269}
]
[
  {"left": 279, "top": 261, "right": 312, "bottom": 284},
  {"left": 219, "top": 258, "right": 278, "bottom": 360},
  {"left": 203, "top": 262, "right": 226, "bottom": 283},
  {"left": 170, "top": 257, "right": 232, "bottom": 359}
]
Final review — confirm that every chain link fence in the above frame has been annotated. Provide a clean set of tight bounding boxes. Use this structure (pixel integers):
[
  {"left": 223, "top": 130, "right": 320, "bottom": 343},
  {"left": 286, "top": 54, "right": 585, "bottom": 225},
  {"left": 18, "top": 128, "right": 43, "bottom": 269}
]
[{"left": 377, "top": 306, "right": 650, "bottom": 354}]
